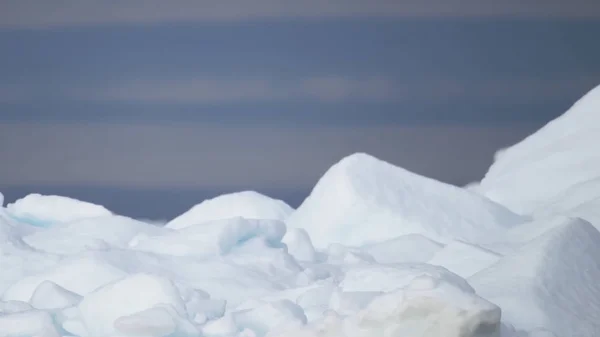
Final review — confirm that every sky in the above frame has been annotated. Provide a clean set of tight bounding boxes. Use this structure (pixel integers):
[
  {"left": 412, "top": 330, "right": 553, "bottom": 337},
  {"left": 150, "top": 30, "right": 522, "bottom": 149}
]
[{"left": 1, "top": 1, "right": 600, "bottom": 218}]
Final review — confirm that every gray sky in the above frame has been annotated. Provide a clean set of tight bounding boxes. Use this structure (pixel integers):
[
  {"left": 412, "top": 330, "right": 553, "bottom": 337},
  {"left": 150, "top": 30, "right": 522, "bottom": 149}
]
[{"left": 1, "top": 1, "right": 599, "bottom": 216}]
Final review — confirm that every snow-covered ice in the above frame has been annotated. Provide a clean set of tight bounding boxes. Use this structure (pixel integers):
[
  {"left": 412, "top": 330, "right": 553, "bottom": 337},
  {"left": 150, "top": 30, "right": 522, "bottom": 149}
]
[
  {"left": 2, "top": 84, "right": 600, "bottom": 337},
  {"left": 166, "top": 191, "right": 293, "bottom": 230},
  {"left": 6, "top": 193, "right": 112, "bottom": 226},
  {"left": 475, "top": 84, "right": 600, "bottom": 224},
  {"left": 286, "top": 153, "right": 525, "bottom": 247}
]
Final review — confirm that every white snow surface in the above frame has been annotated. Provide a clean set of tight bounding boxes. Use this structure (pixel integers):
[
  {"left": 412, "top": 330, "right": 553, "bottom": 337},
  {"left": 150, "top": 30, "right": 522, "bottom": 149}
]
[
  {"left": 6, "top": 193, "right": 112, "bottom": 225},
  {"left": 3, "top": 99, "right": 600, "bottom": 337},
  {"left": 475, "top": 84, "right": 600, "bottom": 224},
  {"left": 286, "top": 153, "right": 525, "bottom": 247},
  {"left": 166, "top": 191, "right": 293, "bottom": 229}
]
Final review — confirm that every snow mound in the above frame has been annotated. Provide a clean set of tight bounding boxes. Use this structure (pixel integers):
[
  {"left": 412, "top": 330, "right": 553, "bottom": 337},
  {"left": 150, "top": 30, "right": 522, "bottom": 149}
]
[
  {"left": 6, "top": 193, "right": 112, "bottom": 226},
  {"left": 428, "top": 240, "right": 501, "bottom": 278},
  {"left": 23, "top": 215, "right": 166, "bottom": 255},
  {"left": 287, "top": 153, "right": 524, "bottom": 247},
  {"left": 470, "top": 217, "right": 600, "bottom": 336},
  {"left": 166, "top": 191, "right": 293, "bottom": 229},
  {"left": 476, "top": 84, "right": 600, "bottom": 222},
  {"left": 131, "top": 217, "right": 286, "bottom": 258}
]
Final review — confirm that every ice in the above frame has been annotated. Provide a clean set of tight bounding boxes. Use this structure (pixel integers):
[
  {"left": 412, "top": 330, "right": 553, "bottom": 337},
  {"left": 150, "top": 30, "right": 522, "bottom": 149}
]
[
  {"left": 476, "top": 84, "right": 600, "bottom": 223},
  {"left": 2, "top": 254, "right": 127, "bottom": 302},
  {"left": 166, "top": 191, "right": 294, "bottom": 229},
  {"left": 361, "top": 234, "right": 444, "bottom": 264},
  {"left": 23, "top": 215, "right": 167, "bottom": 255},
  {"left": 78, "top": 273, "right": 192, "bottom": 336},
  {"left": 29, "top": 280, "right": 82, "bottom": 310},
  {"left": 470, "top": 217, "right": 600, "bottom": 336},
  {"left": 0, "top": 310, "right": 61, "bottom": 337},
  {"left": 233, "top": 300, "right": 307, "bottom": 336},
  {"left": 428, "top": 240, "right": 501, "bottom": 278},
  {"left": 282, "top": 228, "right": 317, "bottom": 262},
  {"left": 0, "top": 192, "right": 4, "bottom": 207},
  {"left": 6, "top": 193, "right": 112, "bottom": 226},
  {"left": 269, "top": 273, "right": 501, "bottom": 337},
  {"left": 286, "top": 153, "right": 525, "bottom": 247},
  {"left": 131, "top": 217, "right": 287, "bottom": 258}
]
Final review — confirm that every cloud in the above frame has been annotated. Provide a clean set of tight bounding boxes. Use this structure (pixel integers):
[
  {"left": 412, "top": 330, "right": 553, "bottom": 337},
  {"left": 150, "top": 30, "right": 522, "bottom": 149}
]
[
  {"left": 2, "top": 0, "right": 600, "bottom": 29},
  {"left": 0, "top": 122, "right": 537, "bottom": 189}
]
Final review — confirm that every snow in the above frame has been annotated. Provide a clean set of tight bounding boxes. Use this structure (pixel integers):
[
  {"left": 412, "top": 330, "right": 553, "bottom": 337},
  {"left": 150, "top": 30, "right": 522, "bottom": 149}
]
[
  {"left": 469, "top": 217, "right": 600, "bottom": 336},
  {"left": 23, "top": 214, "right": 167, "bottom": 255},
  {"left": 166, "top": 191, "right": 294, "bottom": 230},
  {"left": 0, "top": 310, "right": 61, "bottom": 337},
  {"left": 6, "top": 193, "right": 112, "bottom": 226},
  {"left": 3, "top": 89, "right": 600, "bottom": 337},
  {"left": 286, "top": 153, "right": 525, "bottom": 247},
  {"left": 475, "top": 84, "right": 600, "bottom": 224},
  {"left": 78, "top": 273, "right": 192, "bottom": 336},
  {"left": 29, "top": 280, "right": 82, "bottom": 310}
]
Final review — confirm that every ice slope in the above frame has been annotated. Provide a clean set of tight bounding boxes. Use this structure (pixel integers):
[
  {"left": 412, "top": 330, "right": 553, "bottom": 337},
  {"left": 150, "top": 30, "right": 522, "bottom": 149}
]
[
  {"left": 286, "top": 153, "right": 525, "bottom": 247},
  {"left": 166, "top": 191, "right": 294, "bottom": 229},
  {"left": 6, "top": 193, "right": 112, "bottom": 226},
  {"left": 469, "top": 217, "right": 600, "bottom": 336},
  {"left": 476, "top": 84, "right": 600, "bottom": 221}
]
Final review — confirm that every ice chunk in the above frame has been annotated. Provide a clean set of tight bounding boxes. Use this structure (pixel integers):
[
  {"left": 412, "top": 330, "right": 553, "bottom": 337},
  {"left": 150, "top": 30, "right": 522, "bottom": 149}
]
[
  {"left": 287, "top": 153, "right": 524, "bottom": 247},
  {"left": 234, "top": 300, "right": 307, "bottom": 336},
  {"left": 362, "top": 234, "right": 444, "bottom": 264},
  {"left": 282, "top": 228, "right": 317, "bottom": 262},
  {"left": 428, "top": 240, "right": 501, "bottom": 278},
  {"left": 6, "top": 193, "right": 112, "bottom": 226},
  {"left": 0, "top": 301, "right": 33, "bottom": 314},
  {"left": 470, "top": 217, "right": 600, "bottom": 336},
  {"left": 476, "top": 84, "right": 600, "bottom": 221},
  {"left": 0, "top": 192, "right": 4, "bottom": 207},
  {"left": 131, "top": 217, "right": 286, "bottom": 258},
  {"left": 2, "top": 254, "right": 127, "bottom": 302},
  {"left": 113, "top": 306, "right": 177, "bottom": 336},
  {"left": 29, "top": 280, "right": 82, "bottom": 310},
  {"left": 166, "top": 191, "right": 293, "bottom": 229},
  {"left": 339, "top": 263, "right": 473, "bottom": 293},
  {"left": 0, "top": 310, "right": 61, "bottom": 337},
  {"left": 23, "top": 215, "right": 167, "bottom": 255},
  {"left": 269, "top": 273, "right": 500, "bottom": 337},
  {"left": 78, "top": 273, "right": 191, "bottom": 336}
]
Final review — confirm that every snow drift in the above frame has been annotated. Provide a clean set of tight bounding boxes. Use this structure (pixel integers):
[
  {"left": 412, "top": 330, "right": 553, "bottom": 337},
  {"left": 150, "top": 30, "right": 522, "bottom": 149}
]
[
  {"left": 286, "top": 153, "right": 525, "bottom": 247},
  {"left": 475, "top": 84, "right": 600, "bottom": 224},
  {"left": 166, "top": 191, "right": 293, "bottom": 230},
  {"left": 6, "top": 193, "right": 112, "bottom": 226},
  {"left": 470, "top": 217, "right": 600, "bottom": 336}
]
